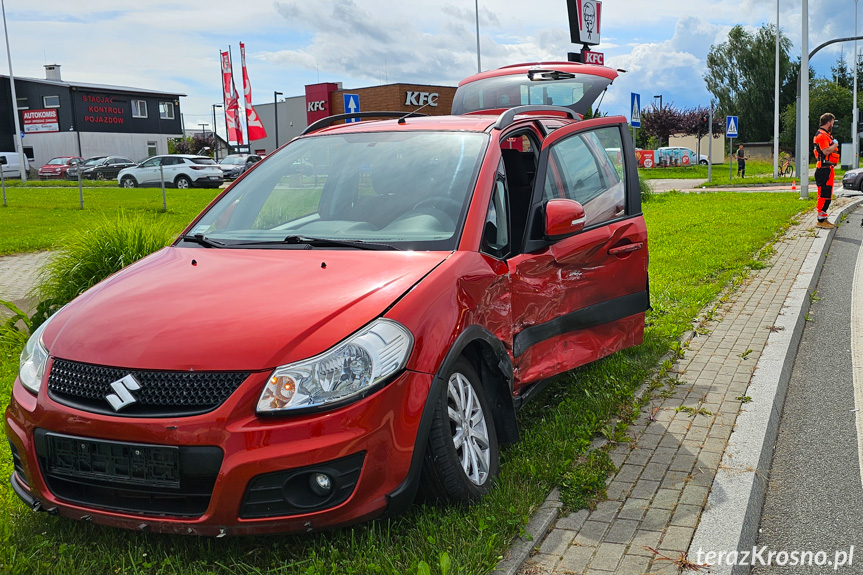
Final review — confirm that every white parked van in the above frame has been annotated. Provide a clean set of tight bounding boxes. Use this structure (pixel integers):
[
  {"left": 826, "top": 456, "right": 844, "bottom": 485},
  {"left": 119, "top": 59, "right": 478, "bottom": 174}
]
[{"left": 0, "top": 152, "right": 30, "bottom": 178}]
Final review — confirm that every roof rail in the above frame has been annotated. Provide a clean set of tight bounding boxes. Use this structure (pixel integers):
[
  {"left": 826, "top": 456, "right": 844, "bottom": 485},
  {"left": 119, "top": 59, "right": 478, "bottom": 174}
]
[
  {"left": 492, "top": 105, "right": 578, "bottom": 131},
  {"left": 301, "top": 111, "right": 428, "bottom": 135}
]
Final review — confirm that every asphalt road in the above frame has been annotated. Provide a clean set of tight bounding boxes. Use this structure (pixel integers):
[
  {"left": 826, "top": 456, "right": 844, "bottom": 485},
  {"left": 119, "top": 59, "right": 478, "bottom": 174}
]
[{"left": 753, "top": 208, "right": 863, "bottom": 574}]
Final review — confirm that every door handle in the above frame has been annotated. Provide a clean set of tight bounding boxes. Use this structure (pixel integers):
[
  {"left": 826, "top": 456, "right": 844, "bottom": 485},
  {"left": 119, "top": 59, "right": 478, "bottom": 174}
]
[{"left": 608, "top": 242, "right": 644, "bottom": 256}]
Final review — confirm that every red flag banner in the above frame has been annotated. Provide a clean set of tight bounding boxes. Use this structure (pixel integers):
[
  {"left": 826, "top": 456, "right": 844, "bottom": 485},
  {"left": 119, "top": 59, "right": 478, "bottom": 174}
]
[
  {"left": 220, "top": 50, "right": 244, "bottom": 145},
  {"left": 240, "top": 42, "right": 267, "bottom": 141}
]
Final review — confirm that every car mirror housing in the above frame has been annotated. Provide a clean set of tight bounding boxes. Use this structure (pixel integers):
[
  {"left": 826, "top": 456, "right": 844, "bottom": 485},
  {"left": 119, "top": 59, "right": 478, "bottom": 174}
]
[{"left": 545, "top": 199, "right": 586, "bottom": 239}]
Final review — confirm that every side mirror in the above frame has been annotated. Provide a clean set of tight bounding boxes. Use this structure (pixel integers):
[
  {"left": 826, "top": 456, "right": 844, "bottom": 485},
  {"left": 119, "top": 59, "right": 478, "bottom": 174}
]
[{"left": 545, "top": 199, "right": 586, "bottom": 239}]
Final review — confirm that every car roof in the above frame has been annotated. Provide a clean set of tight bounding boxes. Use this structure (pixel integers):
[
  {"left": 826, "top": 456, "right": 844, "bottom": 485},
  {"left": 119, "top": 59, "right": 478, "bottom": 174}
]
[{"left": 303, "top": 114, "right": 521, "bottom": 137}]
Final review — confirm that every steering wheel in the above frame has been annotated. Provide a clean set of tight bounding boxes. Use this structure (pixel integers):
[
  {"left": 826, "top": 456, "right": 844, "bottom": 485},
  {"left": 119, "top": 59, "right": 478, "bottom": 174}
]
[{"left": 413, "top": 196, "right": 463, "bottom": 213}]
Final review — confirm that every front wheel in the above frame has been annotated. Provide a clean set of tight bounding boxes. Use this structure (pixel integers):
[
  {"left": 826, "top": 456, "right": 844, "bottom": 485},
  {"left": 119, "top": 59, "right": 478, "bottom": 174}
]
[
  {"left": 175, "top": 175, "right": 192, "bottom": 189},
  {"left": 95, "top": 172, "right": 106, "bottom": 181},
  {"left": 420, "top": 357, "right": 499, "bottom": 503},
  {"left": 120, "top": 176, "right": 137, "bottom": 188}
]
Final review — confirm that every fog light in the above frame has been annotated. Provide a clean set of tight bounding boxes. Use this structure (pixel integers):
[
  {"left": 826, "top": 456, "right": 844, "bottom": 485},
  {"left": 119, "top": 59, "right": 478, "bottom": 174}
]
[{"left": 309, "top": 473, "right": 332, "bottom": 496}]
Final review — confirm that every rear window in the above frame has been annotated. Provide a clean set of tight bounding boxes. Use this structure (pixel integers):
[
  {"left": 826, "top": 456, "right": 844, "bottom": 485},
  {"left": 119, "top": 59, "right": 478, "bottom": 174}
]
[
  {"left": 452, "top": 70, "right": 613, "bottom": 116},
  {"left": 191, "top": 158, "right": 217, "bottom": 165}
]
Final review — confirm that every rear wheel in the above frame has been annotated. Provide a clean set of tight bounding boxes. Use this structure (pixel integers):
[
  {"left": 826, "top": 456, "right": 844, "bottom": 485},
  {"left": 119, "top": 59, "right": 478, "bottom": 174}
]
[
  {"left": 175, "top": 175, "right": 192, "bottom": 189},
  {"left": 420, "top": 357, "right": 499, "bottom": 503},
  {"left": 120, "top": 176, "right": 137, "bottom": 188},
  {"left": 95, "top": 172, "right": 106, "bottom": 181}
]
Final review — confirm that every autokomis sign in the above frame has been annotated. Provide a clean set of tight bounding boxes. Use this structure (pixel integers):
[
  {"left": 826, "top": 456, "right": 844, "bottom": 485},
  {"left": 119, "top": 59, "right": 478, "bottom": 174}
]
[{"left": 22, "top": 109, "right": 59, "bottom": 133}]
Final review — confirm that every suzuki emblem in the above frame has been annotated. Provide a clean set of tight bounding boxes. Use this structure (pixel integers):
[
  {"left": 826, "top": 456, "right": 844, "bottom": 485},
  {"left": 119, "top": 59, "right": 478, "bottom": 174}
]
[{"left": 105, "top": 374, "right": 141, "bottom": 411}]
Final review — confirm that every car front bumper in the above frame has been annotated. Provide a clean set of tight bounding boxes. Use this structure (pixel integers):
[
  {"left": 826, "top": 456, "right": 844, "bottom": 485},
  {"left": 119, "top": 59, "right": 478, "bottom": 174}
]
[{"left": 5, "top": 367, "right": 432, "bottom": 535}]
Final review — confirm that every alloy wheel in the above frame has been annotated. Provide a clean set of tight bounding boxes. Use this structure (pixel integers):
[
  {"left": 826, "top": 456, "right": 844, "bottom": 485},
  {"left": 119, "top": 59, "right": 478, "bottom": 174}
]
[{"left": 446, "top": 371, "right": 491, "bottom": 486}]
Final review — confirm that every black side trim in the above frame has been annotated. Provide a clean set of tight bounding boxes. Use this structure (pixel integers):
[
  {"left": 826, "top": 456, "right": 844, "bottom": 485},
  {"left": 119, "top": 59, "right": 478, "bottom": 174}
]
[
  {"left": 10, "top": 472, "right": 37, "bottom": 508},
  {"left": 513, "top": 291, "right": 649, "bottom": 358},
  {"left": 383, "top": 326, "right": 513, "bottom": 517}
]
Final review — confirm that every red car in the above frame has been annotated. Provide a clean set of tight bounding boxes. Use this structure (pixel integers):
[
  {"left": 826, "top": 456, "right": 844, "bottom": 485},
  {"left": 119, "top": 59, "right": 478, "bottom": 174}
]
[
  {"left": 7, "top": 62, "right": 648, "bottom": 535},
  {"left": 38, "top": 156, "right": 84, "bottom": 179}
]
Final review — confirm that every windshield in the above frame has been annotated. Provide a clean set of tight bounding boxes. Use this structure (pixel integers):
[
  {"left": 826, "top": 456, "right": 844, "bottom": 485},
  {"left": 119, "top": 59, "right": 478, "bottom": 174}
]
[
  {"left": 47, "top": 158, "right": 67, "bottom": 165},
  {"left": 220, "top": 156, "right": 244, "bottom": 165},
  {"left": 188, "top": 131, "right": 488, "bottom": 250},
  {"left": 452, "top": 71, "right": 613, "bottom": 115}
]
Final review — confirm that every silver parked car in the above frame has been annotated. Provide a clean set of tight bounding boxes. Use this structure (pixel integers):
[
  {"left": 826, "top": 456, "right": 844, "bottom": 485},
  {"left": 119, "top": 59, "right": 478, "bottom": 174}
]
[
  {"left": 218, "top": 154, "right": 262, "bottom": 180},
  {"left": 117, "top": 155, "right": 224, "bottom": 189}
]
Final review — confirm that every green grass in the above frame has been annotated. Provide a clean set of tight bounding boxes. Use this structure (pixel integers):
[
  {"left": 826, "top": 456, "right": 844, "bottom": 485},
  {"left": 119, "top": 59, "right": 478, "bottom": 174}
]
[
  {"left": 0, "top": 187, "right": 221, "bottom": 255},
  {"left": 0, "top": 192, "right": 813, "bottom": 574},
  {"left": 642, "top": 158, "right": 850, "bottom": 188},
  {"left": 2, "top": 180, "right": 118, "bottom": 188}
]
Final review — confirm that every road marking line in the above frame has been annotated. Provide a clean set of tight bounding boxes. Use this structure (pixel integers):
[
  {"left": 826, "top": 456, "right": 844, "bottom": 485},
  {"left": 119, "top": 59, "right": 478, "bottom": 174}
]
[{"left": 852, "top": 218, "right": 863, "bottom": 489}]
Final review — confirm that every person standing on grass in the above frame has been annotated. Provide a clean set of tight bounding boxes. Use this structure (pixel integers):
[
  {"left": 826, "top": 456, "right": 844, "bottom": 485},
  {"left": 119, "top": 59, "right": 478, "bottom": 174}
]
[
  {"left": 813, "top": 112, "right": 840, "bottom": 229},
  {"left": 736, "top": 144, "right": 747, "bottom": 178}
]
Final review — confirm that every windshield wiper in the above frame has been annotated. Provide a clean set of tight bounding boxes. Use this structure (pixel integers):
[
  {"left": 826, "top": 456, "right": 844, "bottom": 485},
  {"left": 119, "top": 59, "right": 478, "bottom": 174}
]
[
  {"left": 180, "top": 234, "right": 225, "bottom": 248},
  {"left": 227, "top": 235, "right": 398, "bottom": 250}
]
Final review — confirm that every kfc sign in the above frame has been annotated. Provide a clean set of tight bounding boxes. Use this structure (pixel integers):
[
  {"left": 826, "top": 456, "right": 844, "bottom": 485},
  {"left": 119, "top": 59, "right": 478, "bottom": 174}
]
[
  {"left": 584, "top": 51, "right": 604, "bottom": 66},
  {"left": 405, "top": 92, "right": 439, "bottom": 107},
  {"left": 308, "top": 101, "right": 327, "bottom": 112},
  {"left": 567, "top": 0, "right": 602, "bottom": 46}
]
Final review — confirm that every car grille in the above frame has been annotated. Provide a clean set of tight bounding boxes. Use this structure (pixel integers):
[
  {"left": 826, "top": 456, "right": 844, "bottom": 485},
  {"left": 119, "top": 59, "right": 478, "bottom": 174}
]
[
  {"left": 35, "top": 429, "right": 223, "bottom": 517},
  {"left": 47, "top": 359, "right": 251, "bottom": 417}
]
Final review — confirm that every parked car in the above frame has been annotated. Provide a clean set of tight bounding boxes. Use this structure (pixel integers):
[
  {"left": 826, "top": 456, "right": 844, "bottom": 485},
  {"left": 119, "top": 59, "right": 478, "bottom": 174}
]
[
  {"left": 65, "top": 156, "right": 107, "bottom": 180},
  {"left": 38, "top": 156, "right": 83, "bottom": 179},
  {"left": 218, "top": 154, "right": 262, "bottom": 179},
  {"left": 0, "top": 151, "right": 30, "bottom": 178},
  {"left": 842, "top": 168, "right": 863, "bottom": 191},
  {"left": 117, "top": 155, "right": 223, "bottom": 188},
  {"left": 7, "top": 62, "right": 648, "bottom": 535}
]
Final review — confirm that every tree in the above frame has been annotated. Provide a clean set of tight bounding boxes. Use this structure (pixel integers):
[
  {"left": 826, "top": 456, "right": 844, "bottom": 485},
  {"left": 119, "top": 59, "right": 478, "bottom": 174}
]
[
  {"left": 780, "top": 79, "right": 855, "bottom": 156},
  {"left": 678, "top": 107, "right": 725, "bottom": 159},
  {"left": 639, "top": 105, "right": 683, "bottom": 149},
  {"left": 831, "top": 49, "right": 852, "bottom": 90},
  {"left": 168, "top": 134, "right": 214, "bottom": 156},
  {"left": 705, "top": 24, "right": 794, "bottom": 142}
]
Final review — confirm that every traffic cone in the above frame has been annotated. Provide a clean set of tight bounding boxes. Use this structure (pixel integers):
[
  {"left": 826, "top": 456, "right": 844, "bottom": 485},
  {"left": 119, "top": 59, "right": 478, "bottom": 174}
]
[{"left": 792, "top": 180, "right": 796, "bottom": 192}]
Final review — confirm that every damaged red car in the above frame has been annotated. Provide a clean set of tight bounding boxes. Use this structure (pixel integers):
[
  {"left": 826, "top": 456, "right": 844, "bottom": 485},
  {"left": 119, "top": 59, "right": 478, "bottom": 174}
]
[{"left": 6, "top": 62, "right": 648, "bottom": 535}]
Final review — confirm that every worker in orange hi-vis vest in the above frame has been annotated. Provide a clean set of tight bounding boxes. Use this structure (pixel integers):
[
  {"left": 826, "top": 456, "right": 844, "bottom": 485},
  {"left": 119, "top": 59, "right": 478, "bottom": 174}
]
[{"left": 813, "top": 112, "right": 840, "bottom": 229}]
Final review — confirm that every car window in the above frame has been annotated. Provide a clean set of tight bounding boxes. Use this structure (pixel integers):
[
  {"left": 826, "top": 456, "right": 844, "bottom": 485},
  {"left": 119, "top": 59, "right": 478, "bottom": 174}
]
[
  {"left": 543, "top": 126, "right": 625, "bottom": 226},
  {"left": 191, "top": 158, "right": 217, "bottom": 165},
  {"left": 117, "top": 158, "right": 132, "bottom": 164},
  {"left": 191, "top": 131, "right": 488, "bottom": 251},
  {"left": 47, "top": 158, "right": 66, "bottom": 165},
  {"left": 140, "top": 157, "right": 161, "bottom": 168},
  {"left": 481, "top": 176, "right": 509, "bottom": 258}
]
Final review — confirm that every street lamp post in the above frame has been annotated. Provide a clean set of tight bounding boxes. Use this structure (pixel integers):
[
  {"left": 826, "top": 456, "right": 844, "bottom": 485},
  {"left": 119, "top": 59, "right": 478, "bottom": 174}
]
[
  {"left": 854, "top": 0, "right": 860, "bottom": 167},
  {"left": 475, "top": 0, "right": 481, "bottom": 73},
  {"left": 212, "top": 104, "right": 222, "bottom": 162},
  {"left": 1, "top": 0, "right": 26, "bottom": 182},
  {"left": 274, "top": 91, "right": 283, "bottom": 150},
  {"left": 654, "top": 95, "right": 663, "bottom": 147},
  {"left": 773, "top": 0, "right": 780, "bottom": 178}
]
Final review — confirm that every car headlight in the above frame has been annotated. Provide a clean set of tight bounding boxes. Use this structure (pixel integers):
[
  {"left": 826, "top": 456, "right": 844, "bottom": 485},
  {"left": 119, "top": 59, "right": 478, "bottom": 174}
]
[
  {"left": 19, "top": 317, "right": 53, "bottom": 395},
  {"left": 257, "top": 319, "right": 413, "bottom": 414}
]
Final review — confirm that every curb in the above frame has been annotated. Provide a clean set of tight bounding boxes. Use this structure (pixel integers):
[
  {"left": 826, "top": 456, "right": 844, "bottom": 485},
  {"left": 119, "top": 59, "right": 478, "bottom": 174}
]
[{"left": 688, "top": 199, "right": 863, "bottom": 575}]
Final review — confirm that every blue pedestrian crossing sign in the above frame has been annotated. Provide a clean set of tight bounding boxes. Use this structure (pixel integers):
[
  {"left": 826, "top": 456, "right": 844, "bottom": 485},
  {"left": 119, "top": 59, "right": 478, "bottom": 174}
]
[
  {"left": 726, "top": 116, "right": 739, "bottom": 138},
  {"left": 630, "top": 93, "right": 641, "bottom": 128},
  {"left": 343, "top": 94, "right": 361, "bottom": 123}
]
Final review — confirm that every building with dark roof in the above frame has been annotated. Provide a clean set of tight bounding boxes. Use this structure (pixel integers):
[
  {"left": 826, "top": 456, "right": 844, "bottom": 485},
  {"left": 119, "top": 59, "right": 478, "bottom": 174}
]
[{"left": 0, "top": 65, "right": 184, "bottom": 169}]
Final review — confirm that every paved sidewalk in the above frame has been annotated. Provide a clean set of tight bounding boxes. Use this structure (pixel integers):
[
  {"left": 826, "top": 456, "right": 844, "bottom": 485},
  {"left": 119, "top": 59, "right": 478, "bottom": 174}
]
[
  {"left": 518, "top": 200, "right": 854, "bottom": 574},
  {"left": 0, "top": 251, "right": 51, "bottom": 316}
]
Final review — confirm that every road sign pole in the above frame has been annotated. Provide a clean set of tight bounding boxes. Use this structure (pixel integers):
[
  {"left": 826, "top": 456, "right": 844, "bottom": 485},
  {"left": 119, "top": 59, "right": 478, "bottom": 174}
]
[
  {"left": 708, "top": 108, "right": 713, "bottom": 183},
  {"left": 729, "top": 137, "right": 734, "bottom": 181}
]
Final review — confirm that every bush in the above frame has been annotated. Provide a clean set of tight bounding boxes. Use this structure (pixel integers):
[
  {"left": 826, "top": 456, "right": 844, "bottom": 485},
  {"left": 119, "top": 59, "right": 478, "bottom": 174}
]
[
  {"left": 639, "top": 173, "right": 653, "bottom": 203},
  {"left": 31, "top": 212, "right": 176, "bottom": 328}
]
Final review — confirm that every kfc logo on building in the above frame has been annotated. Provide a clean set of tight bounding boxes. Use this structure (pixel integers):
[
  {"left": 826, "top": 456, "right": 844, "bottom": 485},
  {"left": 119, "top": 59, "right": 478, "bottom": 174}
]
[
  {"left": 405, "top": 92, "right": 439, "bottom": 107},
  {"left": 308, "top": 101, "right": 327, "bottom": 112}
]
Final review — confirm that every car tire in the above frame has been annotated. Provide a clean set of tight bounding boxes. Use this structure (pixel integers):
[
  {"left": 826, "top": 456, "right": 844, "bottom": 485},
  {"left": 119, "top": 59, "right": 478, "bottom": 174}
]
[
  {"left": 420, "top": 357, "right": 499, "bottom": 503},
  {"left": 699, "top": 160, "right": 708, "bottom": 165},
  {"left": 175, "top": 175, "right": 192, "bottom": 189},
  {"left": 120, "top": 176, "right": 137, "bottom": 188},
  {"left": 95, "top": 172, "right": 106, "bottom": 181}
]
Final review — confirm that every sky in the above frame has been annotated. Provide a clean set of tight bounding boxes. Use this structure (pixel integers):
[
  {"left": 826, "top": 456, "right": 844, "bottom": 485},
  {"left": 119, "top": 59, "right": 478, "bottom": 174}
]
[{"left": 2, "top": 0, "right": 863, "bottom": 137}]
